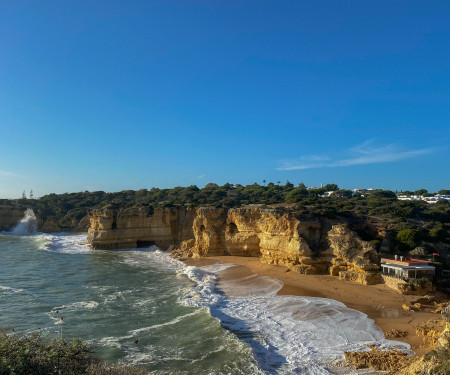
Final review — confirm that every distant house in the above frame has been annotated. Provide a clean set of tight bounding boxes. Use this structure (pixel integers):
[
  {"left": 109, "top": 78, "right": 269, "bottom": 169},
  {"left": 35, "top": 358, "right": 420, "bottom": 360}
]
[
  {"left": 397, "top": 195, "right": 422, "bottom": 201},
  {"left": 381, "top": 257, "right": 435, "bottom": 281},
  {"left": 397, "top": 194, "right": 450, "bottom": 204}
]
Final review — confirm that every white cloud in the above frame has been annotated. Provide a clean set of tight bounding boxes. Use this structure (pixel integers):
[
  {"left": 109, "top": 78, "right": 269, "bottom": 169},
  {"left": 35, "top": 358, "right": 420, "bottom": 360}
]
[
  {"left": 278, "top": 141, "right": 434, "bottom": 171},
  {"left": 197, "top": 174, "right": 206, "bottom": 179}
]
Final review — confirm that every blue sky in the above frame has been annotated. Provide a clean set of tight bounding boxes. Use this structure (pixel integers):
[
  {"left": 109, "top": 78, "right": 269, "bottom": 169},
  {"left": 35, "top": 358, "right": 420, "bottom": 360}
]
[{"left": 1, "top": 1, "right": 449, "bottom": 198}]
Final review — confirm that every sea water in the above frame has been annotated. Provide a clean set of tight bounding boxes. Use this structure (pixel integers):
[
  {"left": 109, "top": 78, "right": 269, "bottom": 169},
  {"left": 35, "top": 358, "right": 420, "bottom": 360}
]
[{"left": 0, "top": 231, "right": 410, "bottom": 374}]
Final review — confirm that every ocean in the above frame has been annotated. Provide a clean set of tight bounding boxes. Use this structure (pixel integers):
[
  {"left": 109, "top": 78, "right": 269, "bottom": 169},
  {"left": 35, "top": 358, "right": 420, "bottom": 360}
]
[{"left": 0, "top": 214, "right": 409, "bottom": 374}]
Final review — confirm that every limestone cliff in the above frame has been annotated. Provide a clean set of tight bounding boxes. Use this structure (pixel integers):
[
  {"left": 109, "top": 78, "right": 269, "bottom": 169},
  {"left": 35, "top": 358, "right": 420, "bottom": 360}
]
[
  {"left": 189, "top": 206, "right": 380, "bottom": 283},
  {"left": 89, "top": 205, "right": 381, "bottom": 284},
  {"left": 88, "top": 206, "right": 196, "bottom": 249}
]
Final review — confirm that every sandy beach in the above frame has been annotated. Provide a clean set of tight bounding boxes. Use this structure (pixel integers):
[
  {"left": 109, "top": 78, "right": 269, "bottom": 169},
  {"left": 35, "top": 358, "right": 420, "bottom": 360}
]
[{"left": 184, "top": 256, "right": 440, "bottom": 356}]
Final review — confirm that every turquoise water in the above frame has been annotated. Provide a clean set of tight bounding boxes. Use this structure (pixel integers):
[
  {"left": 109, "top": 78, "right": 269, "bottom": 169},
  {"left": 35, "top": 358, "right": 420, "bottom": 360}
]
[{"left": 0, "top": 231, "right": 410, "bottom": 374}]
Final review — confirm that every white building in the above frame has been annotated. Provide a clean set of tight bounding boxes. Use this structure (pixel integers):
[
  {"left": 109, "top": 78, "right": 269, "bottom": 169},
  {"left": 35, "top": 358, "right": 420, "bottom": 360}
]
[
  {"left": 397, "top": 194, "right": 450, "bottom": 204},
  {"left": 381, "top": 258, "right": 435, "bottom": 280}
]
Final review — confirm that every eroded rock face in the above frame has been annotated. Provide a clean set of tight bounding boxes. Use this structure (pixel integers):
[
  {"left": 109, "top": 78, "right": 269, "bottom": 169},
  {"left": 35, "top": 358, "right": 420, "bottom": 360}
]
[
  {"left": 88, "top": 206, "right": 196, "bottom": 249},
  {"left": 190, "top": 207, "right": 327, "bottom": 267},
  {"left": 190, "top": 207, "right": 380, "bottom": 283},
  {"left": 88, "top": 206, "right": 382, "bottom": 284},
  {"left": 327, "top": 225, "right": 381, "bottom": 285}
]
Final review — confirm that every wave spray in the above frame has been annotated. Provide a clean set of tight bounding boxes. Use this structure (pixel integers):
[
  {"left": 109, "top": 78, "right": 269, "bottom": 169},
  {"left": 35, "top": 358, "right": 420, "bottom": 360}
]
[{"left": 12, "top": 208, "right": 38, "bottom": 235}]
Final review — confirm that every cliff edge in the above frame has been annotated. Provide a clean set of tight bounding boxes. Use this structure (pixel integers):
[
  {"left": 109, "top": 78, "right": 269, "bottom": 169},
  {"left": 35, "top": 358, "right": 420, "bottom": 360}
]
[{"left": 88, "top": 206, "right": 381, "bottom": 284}]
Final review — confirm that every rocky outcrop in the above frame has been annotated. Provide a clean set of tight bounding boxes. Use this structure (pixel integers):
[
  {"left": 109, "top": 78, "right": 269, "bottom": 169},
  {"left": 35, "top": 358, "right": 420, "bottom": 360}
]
[
  {"left": 397, "top": 306, "right": 450, "bottom": 374},
  {"left": 89, "top": 205, "right": 381, "bottom": 284},
  {"left": 0, "top": 205, "right": 24, "bottom": 231},
  {"left": 344, "top": 345, "right": 412, "bottom": 373},
  {"left": 189, "top": 207, "right": 379, "bottom": 283},
  {"left": 191, "top": 207, "right": 327, "bottom": 266},
  {"left": 397, "top": 280, "right": 435, "bottom": 296},
  {"left": 88, "top": 207, "right": 196, "bottom": 249},
  {"left": 327, "top": 225, "right": 381, "bottom": 284},
  {"left": 346, "top": 306, "right": 450, "bottom": 374}
]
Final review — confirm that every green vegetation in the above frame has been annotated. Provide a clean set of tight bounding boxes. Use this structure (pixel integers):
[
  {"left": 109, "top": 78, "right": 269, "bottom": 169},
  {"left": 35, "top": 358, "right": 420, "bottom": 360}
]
[
  {"left": 2, "top": 184, "right": 449, "bottom": 263},
  {"left": 407, "top": 278, "right": 430, "bottom": 287},
  {"left": 0, "top": 331, "right": 146, "bottom": 375},
  {"left": 424, "top": 347, "right": 450, "bottom": 374},
  {"left": 396, "top": 229, "right": 420, "bottom": 249}
]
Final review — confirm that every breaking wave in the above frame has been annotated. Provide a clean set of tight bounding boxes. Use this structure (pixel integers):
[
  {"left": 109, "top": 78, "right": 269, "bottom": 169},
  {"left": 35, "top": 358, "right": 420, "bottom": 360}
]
[{"left": 138, "top": 250, "right": 411, "bottom": 374}]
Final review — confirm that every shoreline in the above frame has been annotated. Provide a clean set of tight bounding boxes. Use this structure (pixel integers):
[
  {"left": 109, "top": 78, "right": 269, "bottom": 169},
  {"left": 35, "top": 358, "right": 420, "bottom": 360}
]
[{"left": 184, "top": 255, "right": 439, "bottom": 356}]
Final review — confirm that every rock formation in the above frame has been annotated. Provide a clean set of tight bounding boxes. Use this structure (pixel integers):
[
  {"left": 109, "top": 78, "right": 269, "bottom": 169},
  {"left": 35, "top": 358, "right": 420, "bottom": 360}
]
[
  {"left": 88, "top": 205, "right": 381, "bottom": 284},
  {"left": 345, "top": 305, "right": 450, "bottom": 374},
  {"left": 88, "top": 206, "right": 196, "bottom": 249}
]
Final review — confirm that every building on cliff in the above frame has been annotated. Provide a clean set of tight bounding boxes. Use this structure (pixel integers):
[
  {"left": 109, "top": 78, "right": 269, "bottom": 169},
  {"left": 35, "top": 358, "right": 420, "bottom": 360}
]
[{"left": 381, "top": 257, "right": 435, "bottom": 281}]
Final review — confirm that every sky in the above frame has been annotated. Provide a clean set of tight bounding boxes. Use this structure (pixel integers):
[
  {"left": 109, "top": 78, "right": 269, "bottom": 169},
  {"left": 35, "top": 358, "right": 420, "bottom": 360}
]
[{"left": 1, "top": 1, "right": 449, "bottom": 198}]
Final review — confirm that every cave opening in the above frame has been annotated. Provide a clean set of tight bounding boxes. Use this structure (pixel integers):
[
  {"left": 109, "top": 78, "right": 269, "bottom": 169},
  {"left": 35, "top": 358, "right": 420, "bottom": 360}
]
[
  {"left": 228, "top": 222, "right": 238, "bottom": 235},
  {"left": 136, "top": 240, "right": 156, "bottom": 248}
]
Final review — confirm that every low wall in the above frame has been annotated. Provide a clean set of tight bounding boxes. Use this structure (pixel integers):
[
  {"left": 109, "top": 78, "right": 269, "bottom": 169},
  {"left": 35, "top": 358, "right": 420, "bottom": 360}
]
[
  {"left": 382, "top": 275, "right": 406, "bottom": 292},
  {"left": 382, "top": 275, "right": 434, "bottom": 295}
]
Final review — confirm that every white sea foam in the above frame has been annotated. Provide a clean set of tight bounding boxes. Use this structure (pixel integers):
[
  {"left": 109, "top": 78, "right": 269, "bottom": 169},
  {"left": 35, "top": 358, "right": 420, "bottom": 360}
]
[
  {"left": 0, "top": 285, "right": 25, "bottom": 294},
  {"left": 125, "top": 344, "right": 189, "bottom": 366},
  {"left": 172, "top": 260, "right": 411, "bottom": 374},
  {"left": 128, "top": 310, "right": 202, "bottom": 336},
  {"left": 11, "top": 208, "right": 37, "bottom": 235},
  {"left": 199, "top": 263, "right": 238, "bottom": 273},
  {"left": 219, "top": 274, "right": 284, "bottom": 297},
  {"left": 23, "top": 234, "right": 409, "bottom": 374},
  {"left": 52, "top": 301, "right": 99, "bottom": 312},
  {"left": 116, "top": 248, "right": 411, "bottom": 373},
  {"left": 38, "top": 233, "right": 91, "bottom": 254}
]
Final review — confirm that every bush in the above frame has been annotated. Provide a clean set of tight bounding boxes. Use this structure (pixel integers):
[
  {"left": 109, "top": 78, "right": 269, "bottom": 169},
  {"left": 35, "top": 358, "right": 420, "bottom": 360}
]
[
  {"left": 396, "top": 229, "right": 420, "bottom": 249},
  {"left": 407, "top": 278, "right": 430, "bottom": 287},
  {"left": 0, "top": 331, "right": 146, "bottom": 375},
  {"left": 424, "top": 346, "right": 450, "bottom": 374}
]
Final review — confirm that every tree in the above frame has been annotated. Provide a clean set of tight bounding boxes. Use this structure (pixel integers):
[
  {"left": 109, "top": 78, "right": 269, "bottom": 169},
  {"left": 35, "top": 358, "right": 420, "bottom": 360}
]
[
  {"left": 438, "top": 190, "right": 450, "bottom": 195},
  {"left": 285, "top": 180, "right": 294, "bottom": 188},
  {"left": 435, "top": 199, "right": 450, "bottom": 207},
  {"left": 29, "top": 190, "right": 34, "bottom": 199},
  {"left": 285, "top": 187, "right": 307, "bottom": 203},
  {"left": 22, "top": 191, "right": 27, "bottom": 199},
  {"left": 396, "top": 229, "right": 420, "bottom": 249},
  {"left": 262, "top": 179, "right": 266, "bottom": 186},
  {"left": 369, "top": 189, "right": 397, "bottom": 199},
  {"left": 324, "top": 184, "right": 338, "bottom": 191},
  {"left": 333, "top": 189, "right": 353, "bottom": 198},
  {"left": 414, "top": 189, "right": 428, "bottom": 196}
]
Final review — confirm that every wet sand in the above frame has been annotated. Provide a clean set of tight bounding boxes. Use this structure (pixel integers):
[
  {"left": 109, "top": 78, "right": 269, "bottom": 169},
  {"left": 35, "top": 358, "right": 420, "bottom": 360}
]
[{"left": 184, "top": 256, "right": 440, "bottom": 356}]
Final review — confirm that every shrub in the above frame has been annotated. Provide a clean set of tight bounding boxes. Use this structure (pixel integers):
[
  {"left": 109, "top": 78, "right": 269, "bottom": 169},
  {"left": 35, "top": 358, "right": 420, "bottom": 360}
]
[
  {"left": 407, "top": 278, "right": 429, "bottom": 287},
  {"left": 396, "top": 229, "right": 420, "bottom": 249},
  {"left": 0, "top": 331, "right": 146, "bottom": 375}
]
